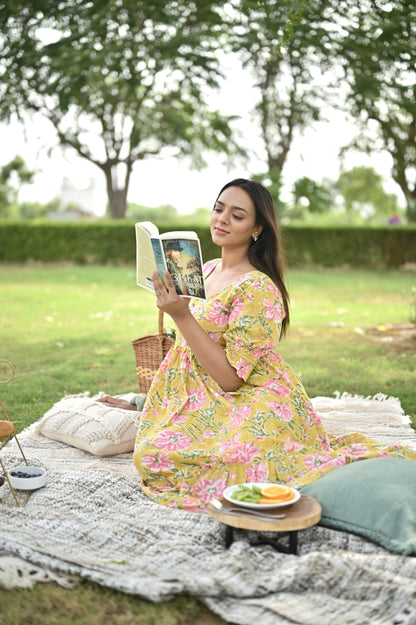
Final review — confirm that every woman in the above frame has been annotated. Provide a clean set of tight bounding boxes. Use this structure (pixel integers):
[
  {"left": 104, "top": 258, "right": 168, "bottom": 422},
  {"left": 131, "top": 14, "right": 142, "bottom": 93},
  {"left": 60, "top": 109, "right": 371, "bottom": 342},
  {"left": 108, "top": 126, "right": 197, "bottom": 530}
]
[{"left": 129, "top": 178, "right": 416, "bottom": 512}]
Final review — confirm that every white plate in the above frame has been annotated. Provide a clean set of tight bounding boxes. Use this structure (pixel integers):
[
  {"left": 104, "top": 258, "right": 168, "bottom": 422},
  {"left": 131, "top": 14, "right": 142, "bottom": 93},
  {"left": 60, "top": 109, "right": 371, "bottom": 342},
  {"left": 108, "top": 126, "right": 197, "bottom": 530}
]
[{"left": 223, "top": 482, "right": 300, "bottom": 510}]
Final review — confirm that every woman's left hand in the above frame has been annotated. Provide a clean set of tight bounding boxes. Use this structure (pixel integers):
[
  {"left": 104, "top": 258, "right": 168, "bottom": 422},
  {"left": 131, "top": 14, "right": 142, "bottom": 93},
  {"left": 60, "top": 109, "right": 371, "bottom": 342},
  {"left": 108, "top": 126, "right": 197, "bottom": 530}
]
[
  {"left": 152, "top": 271, "right": 190, "bottom": 319},
  {"left": 96, "top": 396, "right": 137, "bottom": 411}
]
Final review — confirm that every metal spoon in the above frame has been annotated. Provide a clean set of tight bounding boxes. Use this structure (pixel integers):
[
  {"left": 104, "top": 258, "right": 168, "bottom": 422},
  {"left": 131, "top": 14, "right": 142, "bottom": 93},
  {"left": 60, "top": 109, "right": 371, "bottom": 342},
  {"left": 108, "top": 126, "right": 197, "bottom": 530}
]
[{"left": 209, "top": 498, "right": 285, "bottom": 521}]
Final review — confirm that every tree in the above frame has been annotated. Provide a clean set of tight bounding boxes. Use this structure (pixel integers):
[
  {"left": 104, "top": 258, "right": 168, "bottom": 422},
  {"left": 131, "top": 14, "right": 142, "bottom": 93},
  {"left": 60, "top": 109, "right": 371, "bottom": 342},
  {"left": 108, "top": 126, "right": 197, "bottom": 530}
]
[
  {"left": 293, "top": 176, "right": 335, "bottom": 215},
  {"left": 336, "top": 166, "right": 400, "bottom": 220},
  {"left": 232, "top": 0, "right": 335, "bottom": 198},
  {"left": 336, "top": 0, "right": 416, "bottom": 221},
  {"left": 0, "top": 0, "right": 236, "bottom": 218},
  {"left": 126, "top": 202, "right": 178, "bottom": 222},
  {"left": 0, "top": 156, "right": 34, "bottom": 218},
  {"left": 252, "top": 167, "right": 286, "bottom": 217}
]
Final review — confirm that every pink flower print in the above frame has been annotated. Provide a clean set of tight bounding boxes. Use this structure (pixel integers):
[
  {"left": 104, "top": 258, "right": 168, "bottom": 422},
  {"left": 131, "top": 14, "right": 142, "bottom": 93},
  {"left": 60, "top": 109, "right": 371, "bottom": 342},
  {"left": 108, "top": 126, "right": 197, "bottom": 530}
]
[
  {"left": 329, "top": 456, "right": 347, "bottom": 468},
  {"left": 266, "top": 400, "right": 281, "bottom": 411},
  {"left": 246, "top": 462, "right": 268, "bottom": 482},
  {"left": 215, "top": 389, "right": 235, "bottom": 403},
  {"left": 224, "top": 441, "right": 260, "bottom": 464},
  {"left": 153, "top": 430, "right": 192, "bottom": 451},
  {"left": 170, "top": 412, "right": 187, "bottom": 424},
  {"left": 180, "top": 350, "right": 193, "bottom": 372},
  {"left": 205, "top": 300, "right": 230, "bottom": 326},
  {"left": 141, "top": 451, "right": 175, "bottom": 472},
  {"left": 235, "top": 358, "right": 251, "bottom": 379},
  {"left": 235, "top": 274, "right": 250, "bottom": 287},
  {"left": 184, "top": 387, "right": 207, "bottom": 410},
  {"left": 204, "top": 429, "right": 216, "bottom": 438},
  {"left": 282, "top": 440, "right": 303, "bottom": 452},
  {"left": 209, "top": 332, "right": 221, "bottom": 343},
  {"left": 182, "top": 499, "right": 205, "bottom": 512},
  {"left": 229, "top": 295, "right": 245, "bottom": 321},
  {"left": 234, "top": 338, "right": 244, "bottom": 351},
  {"left": 217, "top": 432, "right": 242, "bottom": 454},
  {"left": 230, "top": 405, "right": 251, "bottom": 429},
  {"left": 280, "top": 370, "right": 293, "bottom": 386},
  {"left": 318, "top": 433, "right": 331, "bottom": 451},
  {"left": 263, "top": 379, "right": 291, "bottom": 397},
  {"left": 346, "top": 443, "right": 370, "bottom": 458},
  {"left": 304, "top": 453, "right": 334, "bottom": 470},
  {"left": 160, "top": 357, "right": 170, "bottom": 374},
  {"left": 252, "top": 342, "right": 273, "bottom": 359},
  {"left": 264, "top": 298, "right": 283, "bottom": 322},
  {"left": 192, "top": 475, "right": 228, "bottom": 504},
  {"left": 279, "top": 403, "right": 294, "bottom": 422},
  {"left": 306, "top": 402, "right": 322, "bottom": 425},
  {"left": 266, "top": 281, "right": 280, "bottom": 296}
]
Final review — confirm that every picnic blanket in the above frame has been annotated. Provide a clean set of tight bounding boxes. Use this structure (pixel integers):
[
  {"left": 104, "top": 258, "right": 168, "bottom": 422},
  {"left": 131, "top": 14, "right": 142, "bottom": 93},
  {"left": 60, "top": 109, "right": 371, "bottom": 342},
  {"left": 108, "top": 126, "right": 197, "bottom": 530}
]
[{"left": 1, "top": 392, "right": 416, "bottom": 625}]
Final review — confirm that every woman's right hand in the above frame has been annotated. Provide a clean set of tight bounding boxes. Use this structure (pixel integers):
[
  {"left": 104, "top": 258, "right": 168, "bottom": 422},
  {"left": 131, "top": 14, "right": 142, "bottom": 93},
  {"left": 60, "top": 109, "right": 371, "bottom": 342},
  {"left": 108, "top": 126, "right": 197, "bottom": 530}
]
[{"left": 152, "top": 270, "right": 190, "bottom": 320}]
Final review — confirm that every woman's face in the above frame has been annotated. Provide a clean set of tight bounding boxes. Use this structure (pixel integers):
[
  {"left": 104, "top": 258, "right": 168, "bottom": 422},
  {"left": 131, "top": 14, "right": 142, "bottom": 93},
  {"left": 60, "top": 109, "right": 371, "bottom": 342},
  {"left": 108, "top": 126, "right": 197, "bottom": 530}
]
[{"left": 211, "top": 185, "right": 261, "bottom": 250}]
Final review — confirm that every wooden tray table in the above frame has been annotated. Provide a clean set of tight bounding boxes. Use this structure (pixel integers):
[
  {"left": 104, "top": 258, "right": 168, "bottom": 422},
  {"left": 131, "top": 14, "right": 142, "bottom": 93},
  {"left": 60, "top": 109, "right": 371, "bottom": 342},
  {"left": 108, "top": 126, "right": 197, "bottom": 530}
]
[{"left": 207, "top": 493, "right": 321, "bottom": 554}]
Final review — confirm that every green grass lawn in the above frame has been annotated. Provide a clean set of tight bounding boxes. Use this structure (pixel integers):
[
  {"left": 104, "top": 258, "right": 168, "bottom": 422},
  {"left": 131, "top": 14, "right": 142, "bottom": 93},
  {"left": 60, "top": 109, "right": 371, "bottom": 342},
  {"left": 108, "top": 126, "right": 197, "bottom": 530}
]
[
  {"left": 0, "top": 263, "right": 415, "bottom": 624},
  {"left": 1, "top": 264, "right": 415, "bottom": 429}
]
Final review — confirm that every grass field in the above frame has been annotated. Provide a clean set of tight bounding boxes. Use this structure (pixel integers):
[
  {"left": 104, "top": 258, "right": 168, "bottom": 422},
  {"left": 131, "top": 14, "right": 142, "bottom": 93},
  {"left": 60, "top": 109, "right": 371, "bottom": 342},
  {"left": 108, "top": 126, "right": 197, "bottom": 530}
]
[{"left": 0, "top": 263, "right": 415, "bottom": 624}]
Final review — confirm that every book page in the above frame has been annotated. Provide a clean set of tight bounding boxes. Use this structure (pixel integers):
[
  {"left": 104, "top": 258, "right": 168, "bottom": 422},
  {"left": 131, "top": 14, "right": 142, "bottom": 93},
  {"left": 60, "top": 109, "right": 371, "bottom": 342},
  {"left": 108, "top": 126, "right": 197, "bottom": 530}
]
[
  {"left": 135, "top": 224, "right": 157, "bottom": 292},
  {"left": 160, "top": 230, "right": 198, "bottom": 240}
]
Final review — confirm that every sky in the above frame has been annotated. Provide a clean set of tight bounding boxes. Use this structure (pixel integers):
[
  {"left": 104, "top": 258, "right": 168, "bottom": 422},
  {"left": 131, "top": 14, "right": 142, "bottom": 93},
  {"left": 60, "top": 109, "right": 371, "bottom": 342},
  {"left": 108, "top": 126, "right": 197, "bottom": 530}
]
[{"left": 0, "top": 66, "right": 401, "bottom": 217}]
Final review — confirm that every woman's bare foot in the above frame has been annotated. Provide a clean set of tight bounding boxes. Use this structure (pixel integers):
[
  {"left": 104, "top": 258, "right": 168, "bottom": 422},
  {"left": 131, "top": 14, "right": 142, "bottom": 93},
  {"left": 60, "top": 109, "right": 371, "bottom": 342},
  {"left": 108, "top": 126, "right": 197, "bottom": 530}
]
[{"left": 96, "top": 395, "right": 137, "bottom": 411}]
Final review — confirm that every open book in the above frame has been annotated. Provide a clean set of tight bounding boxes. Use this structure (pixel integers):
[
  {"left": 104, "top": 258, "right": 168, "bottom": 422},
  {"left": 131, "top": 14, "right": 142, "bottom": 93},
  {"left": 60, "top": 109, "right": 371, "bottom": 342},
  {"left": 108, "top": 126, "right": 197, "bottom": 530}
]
[{"left": 135, "top": 221, "right": 206, "bottom": 299}]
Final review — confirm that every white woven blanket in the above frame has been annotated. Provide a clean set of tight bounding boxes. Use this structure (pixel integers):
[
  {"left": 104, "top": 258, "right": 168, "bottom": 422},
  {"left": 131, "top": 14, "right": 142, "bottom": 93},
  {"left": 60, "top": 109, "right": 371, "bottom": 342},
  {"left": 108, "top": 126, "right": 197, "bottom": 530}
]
[{"left": 1, "top": 392, "right": 416, "bottom": 625}]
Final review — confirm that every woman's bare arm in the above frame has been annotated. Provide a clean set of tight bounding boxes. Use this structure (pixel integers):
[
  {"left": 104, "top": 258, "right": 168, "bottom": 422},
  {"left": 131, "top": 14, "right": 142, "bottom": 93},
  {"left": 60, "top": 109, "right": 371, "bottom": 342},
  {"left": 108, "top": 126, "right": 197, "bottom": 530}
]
[{"left": 153, "top": 271, "right": 244, "bottom": 392}]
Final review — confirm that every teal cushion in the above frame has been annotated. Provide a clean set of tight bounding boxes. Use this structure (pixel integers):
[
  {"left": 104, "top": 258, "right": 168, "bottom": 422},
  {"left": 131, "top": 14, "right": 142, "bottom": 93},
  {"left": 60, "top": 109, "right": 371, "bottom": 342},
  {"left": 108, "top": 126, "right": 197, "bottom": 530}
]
[{"left": 301, "top": 457, "right": 416, "bottom": 555}]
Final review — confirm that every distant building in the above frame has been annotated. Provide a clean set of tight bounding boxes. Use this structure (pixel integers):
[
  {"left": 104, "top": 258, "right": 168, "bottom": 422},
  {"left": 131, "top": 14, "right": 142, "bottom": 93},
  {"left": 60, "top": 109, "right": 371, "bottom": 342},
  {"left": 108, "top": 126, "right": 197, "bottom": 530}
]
[{"left": 56, "top": 176, "right": 102, "bottom": 218}]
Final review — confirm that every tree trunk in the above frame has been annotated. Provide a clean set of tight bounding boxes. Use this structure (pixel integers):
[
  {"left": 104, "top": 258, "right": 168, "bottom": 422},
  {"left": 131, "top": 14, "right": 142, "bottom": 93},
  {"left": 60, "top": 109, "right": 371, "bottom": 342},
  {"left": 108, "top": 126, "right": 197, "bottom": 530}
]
[
  {"left": 101, "top": 162, "right": 132, "bottom": 219},
  {"left": 108, "top": 188, "right": 128, "bottom": 219}
]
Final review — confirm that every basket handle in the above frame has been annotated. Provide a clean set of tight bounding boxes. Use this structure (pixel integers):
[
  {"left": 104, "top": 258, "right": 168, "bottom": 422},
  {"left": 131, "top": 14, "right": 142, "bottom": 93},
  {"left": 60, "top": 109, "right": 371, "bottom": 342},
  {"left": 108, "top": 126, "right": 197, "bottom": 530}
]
[{"left": 158, "top": 309, "right": 164, "bottom": 337}]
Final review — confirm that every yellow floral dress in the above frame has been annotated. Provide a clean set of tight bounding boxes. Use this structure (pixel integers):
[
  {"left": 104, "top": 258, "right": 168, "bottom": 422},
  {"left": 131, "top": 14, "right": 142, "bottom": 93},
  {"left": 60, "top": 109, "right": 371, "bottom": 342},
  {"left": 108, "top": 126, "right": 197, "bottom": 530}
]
[{"left": 133, "top": 261, "right": 416, "bottom": 511}]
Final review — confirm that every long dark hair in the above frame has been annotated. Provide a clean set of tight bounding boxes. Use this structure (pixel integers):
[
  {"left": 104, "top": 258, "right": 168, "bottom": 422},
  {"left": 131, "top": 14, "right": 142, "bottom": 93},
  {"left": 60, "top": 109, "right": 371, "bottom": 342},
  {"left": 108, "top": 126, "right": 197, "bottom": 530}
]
[{"left": 216, "top": 178, "right": 290, "bottom": 338}]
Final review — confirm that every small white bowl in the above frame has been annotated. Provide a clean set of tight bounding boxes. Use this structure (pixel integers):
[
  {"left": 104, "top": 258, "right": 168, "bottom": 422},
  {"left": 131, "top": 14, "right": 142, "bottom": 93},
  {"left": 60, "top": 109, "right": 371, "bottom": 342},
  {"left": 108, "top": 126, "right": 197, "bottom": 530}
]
[
  {"left": 0, "top": 477, "right": 5, "bottom": 498},
  {"left": 8, "top": 466, "right": 46, "bottom": 491}
]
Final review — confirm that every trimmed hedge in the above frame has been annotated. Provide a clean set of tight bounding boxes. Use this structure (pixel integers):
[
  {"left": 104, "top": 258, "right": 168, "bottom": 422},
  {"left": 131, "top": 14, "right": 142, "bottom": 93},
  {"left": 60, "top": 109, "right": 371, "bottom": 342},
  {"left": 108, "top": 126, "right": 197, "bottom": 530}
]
[
  {"left": 281, "top": 225, "right": 416, "bottom": 268},
  {"left": 0, "top": 221, "right": 415, "bottom": 268}
]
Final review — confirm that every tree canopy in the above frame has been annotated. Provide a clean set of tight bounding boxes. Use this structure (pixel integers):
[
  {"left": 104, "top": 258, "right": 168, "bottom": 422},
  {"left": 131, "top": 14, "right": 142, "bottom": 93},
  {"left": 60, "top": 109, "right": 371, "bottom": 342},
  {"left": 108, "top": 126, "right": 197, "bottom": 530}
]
[
  {"left": 0, "top": 156, "right": 34, "bottom": 218},
  {"left": 0, "top": 0, "right": 236, "bottom": 217},
  {"left": 232, "top": 0, "right": 331, "bottom": 175},
  {"left": 336, "top": 0, "right": 416, "bottom": 221},
  {"left": 1, "top": 0, "right": 415, "bottom": 222}
]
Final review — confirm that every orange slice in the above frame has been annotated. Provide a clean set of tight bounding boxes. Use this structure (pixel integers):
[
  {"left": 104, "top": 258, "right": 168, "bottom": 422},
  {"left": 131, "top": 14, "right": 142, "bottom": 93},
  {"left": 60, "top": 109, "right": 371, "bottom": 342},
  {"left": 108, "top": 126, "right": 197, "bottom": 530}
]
[
  {"left": 258, "top": 492, "right": 295, "bottom": 504},
  {"left": 261, "top": 485, "right": 292, "bottom": 499}
]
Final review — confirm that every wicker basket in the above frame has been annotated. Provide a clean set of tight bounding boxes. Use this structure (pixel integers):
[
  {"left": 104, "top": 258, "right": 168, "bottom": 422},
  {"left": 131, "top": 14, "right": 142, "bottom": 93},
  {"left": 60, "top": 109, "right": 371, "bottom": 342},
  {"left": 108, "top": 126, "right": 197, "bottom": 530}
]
[{"left": 132, "top": 310, "right": 175, "bottom": 394}]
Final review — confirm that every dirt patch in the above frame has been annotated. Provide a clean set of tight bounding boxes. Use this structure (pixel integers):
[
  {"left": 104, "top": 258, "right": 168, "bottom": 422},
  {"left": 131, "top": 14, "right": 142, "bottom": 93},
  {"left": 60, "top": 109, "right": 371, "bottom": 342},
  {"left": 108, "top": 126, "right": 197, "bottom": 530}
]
[{"left": 365, "top": 323, "right": 416, "bottom": 353}]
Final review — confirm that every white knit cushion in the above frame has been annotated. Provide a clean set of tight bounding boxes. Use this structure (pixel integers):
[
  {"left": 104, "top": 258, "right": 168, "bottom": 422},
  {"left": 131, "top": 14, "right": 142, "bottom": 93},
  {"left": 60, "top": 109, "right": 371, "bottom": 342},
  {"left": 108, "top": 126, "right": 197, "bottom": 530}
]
[{"left": 36, "top": 394, "right": 141, "bottom": 456}]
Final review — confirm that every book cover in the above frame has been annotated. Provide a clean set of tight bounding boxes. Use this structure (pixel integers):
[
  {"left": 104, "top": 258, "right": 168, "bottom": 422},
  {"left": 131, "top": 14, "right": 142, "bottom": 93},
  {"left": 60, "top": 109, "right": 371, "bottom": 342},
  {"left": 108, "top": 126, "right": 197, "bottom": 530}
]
[{"left": 135, "top": 222, "right": 206, "bottom": 299}]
